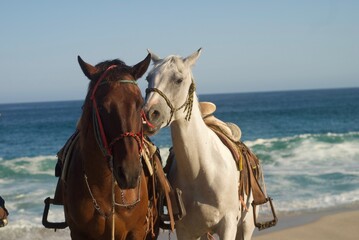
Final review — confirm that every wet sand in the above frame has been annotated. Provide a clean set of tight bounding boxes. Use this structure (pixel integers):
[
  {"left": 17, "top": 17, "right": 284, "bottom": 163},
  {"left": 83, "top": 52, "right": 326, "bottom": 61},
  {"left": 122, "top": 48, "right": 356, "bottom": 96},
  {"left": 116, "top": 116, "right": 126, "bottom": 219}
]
[
  {"left": 1, "top": 207, "right": 358, "bottom": 239},
  {"left": 253, "top": 209, "right": 359, "bottom": 240},
  {"left": 157, "top": 207, "right": 359, "bottom": 240}
]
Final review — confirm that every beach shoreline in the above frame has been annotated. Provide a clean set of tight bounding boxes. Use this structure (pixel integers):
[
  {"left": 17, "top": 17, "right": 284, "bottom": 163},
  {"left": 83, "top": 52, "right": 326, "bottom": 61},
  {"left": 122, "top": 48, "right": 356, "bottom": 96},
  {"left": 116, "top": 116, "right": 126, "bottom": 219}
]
[
  {"left": 253, "top": 206, "right": 359, "bottom": 240},
  {"left": 0, "top": 204, "right": 358, "bottom": 239},
  {"left": 157, "top": 204, "right": 359, "bottom": 240},
  {"left": 256, "top": 202, "right": 358, "bottom": 234}
]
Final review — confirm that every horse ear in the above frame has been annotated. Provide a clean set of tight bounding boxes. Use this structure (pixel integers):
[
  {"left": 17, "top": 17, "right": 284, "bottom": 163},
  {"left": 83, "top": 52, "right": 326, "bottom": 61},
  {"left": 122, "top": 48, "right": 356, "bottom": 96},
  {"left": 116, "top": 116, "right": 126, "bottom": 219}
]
[
  {"left": 78, "top": 56, "right": 98, "bottom": 80},
  {"left": 147, "top": 49, "right": 162, "bottom": 64},
  {"left": 132, "top": 53, "right": 151, "bottom": 80},
  {"left": 184, "top": 48, "right": 202, "bottom": 67}
]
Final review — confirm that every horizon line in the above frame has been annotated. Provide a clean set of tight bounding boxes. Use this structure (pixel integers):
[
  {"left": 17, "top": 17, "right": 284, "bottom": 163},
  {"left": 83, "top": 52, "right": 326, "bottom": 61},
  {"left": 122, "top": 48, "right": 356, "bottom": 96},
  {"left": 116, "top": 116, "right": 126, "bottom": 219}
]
[{"left": 0, "top": 86, "right": 358, "bottom": 105}]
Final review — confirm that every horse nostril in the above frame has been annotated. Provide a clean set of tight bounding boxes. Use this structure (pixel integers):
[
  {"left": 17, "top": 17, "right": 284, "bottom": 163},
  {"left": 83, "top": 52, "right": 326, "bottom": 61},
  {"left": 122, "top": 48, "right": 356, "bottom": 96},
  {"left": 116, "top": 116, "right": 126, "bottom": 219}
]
[{"left": 151, "top": 110, "right": 160, "bottom": 121}]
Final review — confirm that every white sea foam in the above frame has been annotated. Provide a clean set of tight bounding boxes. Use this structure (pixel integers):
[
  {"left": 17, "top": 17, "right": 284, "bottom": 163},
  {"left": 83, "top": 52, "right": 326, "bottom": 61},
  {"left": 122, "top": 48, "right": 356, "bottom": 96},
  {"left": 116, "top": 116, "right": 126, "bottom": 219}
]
[
  {"left": 245, "top": 133, "right": 359, "bottom": 215},
  {"left": 0, "top": 225, "right": 70, "bottom": 240},
  {"left": 0, "top": 132, "right": 358, "bottom": 238},
  {"left": 0, "top": 178, "right": 13, "bottom": 184},
  {"left": 1, "top": 155, "right": 57, "bottom": 176},
  {"left": 159, "top": 147, "right": 170, "bottom": 164},
  {"left": 246, "top": 132, "right": 359, "bottom": 176},
  {"left": 277, "top": 189, "right": 359, "bottom": 213}
]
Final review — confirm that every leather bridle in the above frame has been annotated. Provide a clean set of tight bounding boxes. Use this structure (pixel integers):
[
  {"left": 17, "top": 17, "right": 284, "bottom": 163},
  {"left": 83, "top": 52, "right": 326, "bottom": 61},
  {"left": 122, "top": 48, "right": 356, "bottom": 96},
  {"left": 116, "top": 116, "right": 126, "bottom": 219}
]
[
  {"left": 90, "top": 65, "right": 143, "bottom": 162},
  {"left": 145, "top": 79, "right": 196, "bottom": 126}
]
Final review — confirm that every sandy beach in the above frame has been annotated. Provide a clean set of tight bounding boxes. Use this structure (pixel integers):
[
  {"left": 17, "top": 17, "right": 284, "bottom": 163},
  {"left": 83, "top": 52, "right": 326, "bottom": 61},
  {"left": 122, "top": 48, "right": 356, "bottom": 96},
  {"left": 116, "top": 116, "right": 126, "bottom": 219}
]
[
  {"left": 156, "top": 207, "right": 359, "bottom": 240},
  {"left": 0, "top": 207, "right": 358, "bottom": 239},
  {"left": 253, "top": 209, "right": 359, "bottom": 240}
]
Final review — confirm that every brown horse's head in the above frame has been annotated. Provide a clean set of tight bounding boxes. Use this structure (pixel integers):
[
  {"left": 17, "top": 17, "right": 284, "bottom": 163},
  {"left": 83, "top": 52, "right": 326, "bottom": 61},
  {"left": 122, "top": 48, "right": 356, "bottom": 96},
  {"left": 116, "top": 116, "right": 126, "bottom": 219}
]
[
  {"left": 0, "top": 197, "right": 8, "bottom": 227},
  {"left": 78, "top": 54, "right": 151, "bottom": 189}
]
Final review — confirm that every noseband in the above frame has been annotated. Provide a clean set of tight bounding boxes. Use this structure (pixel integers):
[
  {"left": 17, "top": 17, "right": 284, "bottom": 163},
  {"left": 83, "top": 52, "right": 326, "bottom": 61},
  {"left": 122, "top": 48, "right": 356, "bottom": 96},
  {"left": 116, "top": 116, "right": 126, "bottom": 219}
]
[
  {"left": 90, "top": 65, "right": 143, "bottom": 162},
  {"left": 145, "top": 79, "right": 196, "bottom": 126}
]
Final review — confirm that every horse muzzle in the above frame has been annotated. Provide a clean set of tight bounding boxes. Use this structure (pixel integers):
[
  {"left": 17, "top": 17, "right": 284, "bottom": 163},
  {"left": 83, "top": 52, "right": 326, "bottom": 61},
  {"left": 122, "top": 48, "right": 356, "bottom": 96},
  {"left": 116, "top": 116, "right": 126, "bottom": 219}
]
[
  {"left": 114, "top": 165, "right": 141, "bottom": 189},
  {"left": 143, "top": 122, "right": 160, "bottom": 136},
  {"left": 143, "top": 104, "right": 166, "bottom": 134}
]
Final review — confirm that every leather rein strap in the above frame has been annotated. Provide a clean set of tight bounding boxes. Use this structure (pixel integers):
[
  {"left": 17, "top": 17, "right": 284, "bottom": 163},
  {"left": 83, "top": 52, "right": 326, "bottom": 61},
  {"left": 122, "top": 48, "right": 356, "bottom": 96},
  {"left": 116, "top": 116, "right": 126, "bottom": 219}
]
[{"left": 90, "top": 65, "right": 143, "bottom": 162}]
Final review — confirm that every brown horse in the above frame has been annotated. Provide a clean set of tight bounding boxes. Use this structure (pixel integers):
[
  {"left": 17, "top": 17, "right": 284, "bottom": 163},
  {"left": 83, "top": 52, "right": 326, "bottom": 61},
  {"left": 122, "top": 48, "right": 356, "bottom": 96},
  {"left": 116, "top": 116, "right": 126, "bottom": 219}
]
[
  {"left": 0, "top": 196, "right": 8, "bottom": 227},
  {"left": 62, "top": 54, "right": 160, "bottom": 240}
]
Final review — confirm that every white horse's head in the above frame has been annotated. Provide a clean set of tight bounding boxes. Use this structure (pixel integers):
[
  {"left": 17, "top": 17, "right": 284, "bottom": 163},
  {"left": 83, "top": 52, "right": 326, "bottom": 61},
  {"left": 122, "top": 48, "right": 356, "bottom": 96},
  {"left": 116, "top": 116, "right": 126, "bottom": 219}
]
[{"left": 143, "top": 48, "right": 202, "bottom": 135}]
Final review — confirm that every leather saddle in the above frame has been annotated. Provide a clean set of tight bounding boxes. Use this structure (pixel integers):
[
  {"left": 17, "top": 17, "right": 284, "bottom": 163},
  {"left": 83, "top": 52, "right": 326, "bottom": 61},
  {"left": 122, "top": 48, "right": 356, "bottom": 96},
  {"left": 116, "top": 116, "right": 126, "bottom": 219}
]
[
  {"left": 43, "top": 130, "right": 179, "bottom": 231},
  {"left": 200, "top": 102, "right": 241, "bottom": 142},
  {"left": 200, "top": 101, "right": 278, "bottom": 230}
]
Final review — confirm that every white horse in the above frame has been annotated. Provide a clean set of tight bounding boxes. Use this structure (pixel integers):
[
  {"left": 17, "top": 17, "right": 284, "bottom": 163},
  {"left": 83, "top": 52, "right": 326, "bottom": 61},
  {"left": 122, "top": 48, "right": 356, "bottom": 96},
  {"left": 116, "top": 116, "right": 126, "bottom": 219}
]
[{"left": 143, "top": 49, "right": 255, "bottom": 240}]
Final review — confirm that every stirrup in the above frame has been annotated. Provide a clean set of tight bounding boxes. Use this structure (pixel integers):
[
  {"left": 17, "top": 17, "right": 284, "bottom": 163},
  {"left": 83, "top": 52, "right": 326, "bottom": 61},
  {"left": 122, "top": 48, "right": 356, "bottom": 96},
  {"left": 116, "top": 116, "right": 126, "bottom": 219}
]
[
  {"left": 252, "top": 197, "right": 278, "bottom": 231},
  {"left": 159, "top": 188, "right": 186, "bottom": 229},
  {"left": 42, "top": 197, "right": 68, "bottom": 230}
]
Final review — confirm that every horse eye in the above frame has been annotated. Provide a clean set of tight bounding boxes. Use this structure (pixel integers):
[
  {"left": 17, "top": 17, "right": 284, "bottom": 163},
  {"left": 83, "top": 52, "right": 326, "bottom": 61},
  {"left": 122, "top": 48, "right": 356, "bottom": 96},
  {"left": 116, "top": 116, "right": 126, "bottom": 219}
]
[
  {"left": 98, "top": 106, "right": 105, "bottom": 113},
  {"left": 98, "top": 105, "right": 109, "bottom": 114},
  {"left": 176, "top": 78, "right": 183, "bottom": 84}
]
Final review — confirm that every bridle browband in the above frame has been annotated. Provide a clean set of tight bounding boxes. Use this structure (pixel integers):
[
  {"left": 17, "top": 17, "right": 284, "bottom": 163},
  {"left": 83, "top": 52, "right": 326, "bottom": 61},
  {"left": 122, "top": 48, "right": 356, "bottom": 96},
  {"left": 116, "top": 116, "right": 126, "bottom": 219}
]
[
  {"left": 90, "top": 65, "right": 143, "bottom": 162},
  {"left": 145, "top": 79, "right": 196, "bottom": 126}
]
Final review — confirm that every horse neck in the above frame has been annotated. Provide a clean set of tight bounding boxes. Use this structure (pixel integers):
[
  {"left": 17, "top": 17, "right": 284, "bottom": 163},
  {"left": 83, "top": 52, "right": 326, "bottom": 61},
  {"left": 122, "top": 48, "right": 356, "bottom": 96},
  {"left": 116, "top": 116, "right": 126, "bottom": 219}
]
[{"left": 170, "top": 94, "right": 213, "bottom": 178}]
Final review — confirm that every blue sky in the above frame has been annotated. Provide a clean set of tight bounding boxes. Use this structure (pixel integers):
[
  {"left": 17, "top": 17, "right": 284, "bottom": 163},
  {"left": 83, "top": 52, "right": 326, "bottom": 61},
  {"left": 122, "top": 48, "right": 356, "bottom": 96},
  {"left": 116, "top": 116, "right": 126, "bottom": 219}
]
[{"left": 0, "top": 1, "right": 358, "bottom": 103}]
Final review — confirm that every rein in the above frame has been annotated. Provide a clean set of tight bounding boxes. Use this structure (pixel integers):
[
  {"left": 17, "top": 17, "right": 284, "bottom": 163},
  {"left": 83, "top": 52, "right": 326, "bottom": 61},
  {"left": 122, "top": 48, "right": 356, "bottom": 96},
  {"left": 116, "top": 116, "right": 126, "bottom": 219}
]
[
  {"left": 145, "top": 79, "right": 196, "bottom": 126},
  {"left": 85, "top": 65, "right": 146, "bottom": 239}
]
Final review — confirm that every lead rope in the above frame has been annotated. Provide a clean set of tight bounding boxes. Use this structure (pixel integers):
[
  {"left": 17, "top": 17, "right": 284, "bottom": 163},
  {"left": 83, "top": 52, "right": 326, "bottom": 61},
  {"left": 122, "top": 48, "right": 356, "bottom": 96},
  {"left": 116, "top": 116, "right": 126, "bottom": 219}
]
[{"left": 207, "top": 232, "right": 215, "bottom": 240}]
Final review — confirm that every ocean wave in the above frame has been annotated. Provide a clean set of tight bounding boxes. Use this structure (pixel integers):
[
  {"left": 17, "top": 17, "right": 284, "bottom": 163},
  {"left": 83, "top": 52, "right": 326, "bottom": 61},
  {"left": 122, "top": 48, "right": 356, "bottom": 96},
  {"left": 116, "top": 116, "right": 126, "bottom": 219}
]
[
  {"left": 0, "top": 178, "right": 13, "bottom": 184},
  {"left": 0, "top": 151, "right": 175, "bottom": 177},
  {"left": 0, "top": 155, "right": 57, "bottom": 176},
  {"left": 277, "top": 189, "right": 359, "bottom": 213},
  {"left": 0, "top": 225, "right": 70, "bottom": 240},
  {"left": 245, "top": 131, "right": 359, "bottom": 174},
  {"left": 246, "top": 131, "right": 359, "bottom": 146},
  {"left": 158, "top": 147, "right": 171, "bottom": 164},
  {"left": 0, "top": 132, "right": 358, "bottom": 235},
  {"left": 241, "top": 132, "right": 359, "bottom": 215}
]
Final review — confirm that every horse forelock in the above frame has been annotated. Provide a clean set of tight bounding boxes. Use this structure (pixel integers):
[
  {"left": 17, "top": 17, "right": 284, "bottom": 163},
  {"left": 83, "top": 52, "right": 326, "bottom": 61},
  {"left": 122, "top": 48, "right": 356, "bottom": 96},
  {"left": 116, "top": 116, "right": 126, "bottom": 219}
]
[
  {"left": 95, "top": 59, "right": 133, "bottom": 82},
  {"left": 80, "top": 58, "right": 141, "bottom": 132},
  {"left": 83, "top": 59, "right": 133, "bottom": 103},
  {"left": 149, "top": 55, "right": 188, "bottom": 79},
  {"left": 95, "top": 59, "right": 126, "bottom": 70},
  {"left": 164, "top": 55, "right": 185, "bottom": 68}
]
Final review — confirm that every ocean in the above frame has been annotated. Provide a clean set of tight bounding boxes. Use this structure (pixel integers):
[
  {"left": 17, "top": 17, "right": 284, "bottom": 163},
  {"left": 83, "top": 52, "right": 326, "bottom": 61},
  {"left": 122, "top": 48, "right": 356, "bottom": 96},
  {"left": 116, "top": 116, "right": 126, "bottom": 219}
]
[{"left": 0, "top": 88, "right": 358, "bottom": 239}]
